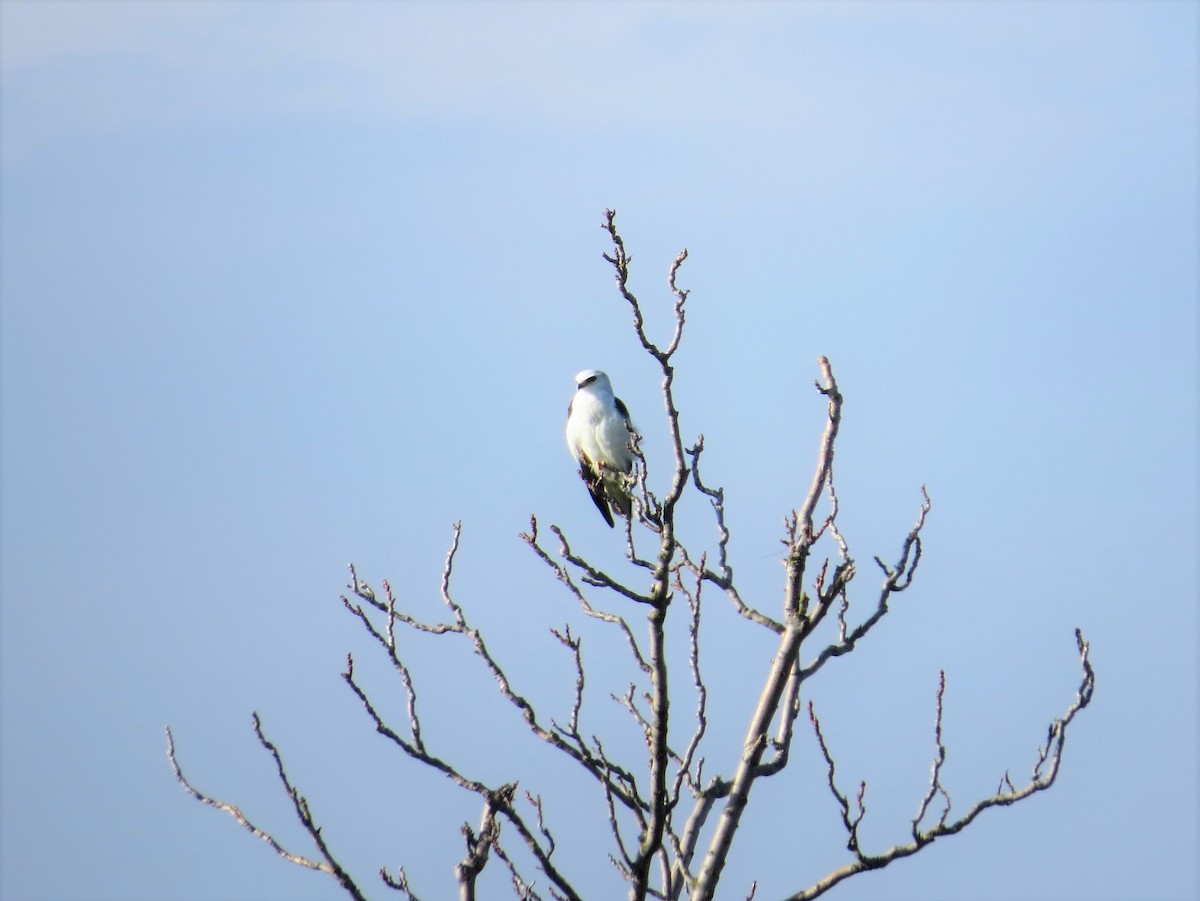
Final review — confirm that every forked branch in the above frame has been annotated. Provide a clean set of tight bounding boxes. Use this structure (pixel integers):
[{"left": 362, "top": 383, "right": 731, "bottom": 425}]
[
  {"left": 792, "top": 631, "right": 1095, "bottom": 900},
  {"left": 691, "top": 357, "right": 847, "bottom": 901},
  {"left": 165, "top": 718, "right": 367, "bottom": 901}
]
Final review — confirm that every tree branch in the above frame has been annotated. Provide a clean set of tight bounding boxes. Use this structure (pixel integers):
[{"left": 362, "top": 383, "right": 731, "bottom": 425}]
[
  {"left": 454, "top": 785, "right": 513, "bottom": 901},
  {"left": 522, "top": 517, "right": 652, "bottom": 672},
  {"left": 786, "top": 630, "right": 1095, "bottom": 900},
  {"left": 165, "top": 719, "right": 367, "bottom": 901},
  {"left": 597, "top": 208, "right": 697, "bottom": 901},
  {"left": 692, "top": 358, "right": 845, "bottom": 901},
  {"left": 684, "top": 439, "right": 782, "bottom": 633},
  {"left": 799, "top": 487, "right": 931, "bottom": 681}
]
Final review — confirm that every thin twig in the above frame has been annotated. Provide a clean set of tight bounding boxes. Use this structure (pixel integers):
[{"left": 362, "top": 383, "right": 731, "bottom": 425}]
[
  {"left": 165, "top": 721, "right": 367, "bottom": 901},
  {"left": 912, "top": 671, "right": 952, "bottom": 837},
  {"left": 785, "top": 631, "right": 1096, "bottom": 900}
]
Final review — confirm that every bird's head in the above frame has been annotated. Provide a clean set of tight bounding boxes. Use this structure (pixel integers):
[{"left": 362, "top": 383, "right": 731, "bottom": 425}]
[{"left": 575, "top": 369, "right": 611, "bottom": 392}]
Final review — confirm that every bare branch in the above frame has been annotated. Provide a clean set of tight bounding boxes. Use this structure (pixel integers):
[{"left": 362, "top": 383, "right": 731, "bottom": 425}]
[
  {"left": 380, "top": 864, "right": 423, "bottom": 899},
  {"left": 808, "top": 702, "right": 865, "bottom": 854},
  {"left": 668, "top": 560, "right": 709, "bottom": 808},
  {"left": 553, "top": 523, "right": 657, "bottom": 606},
  {"left": 800, "top": 487, "right": 932, "bottom": 681},
  {"left": 341, "top": 590, "right": 427, "bottom": 753},
  {"left": 685, "top": 439, "right": 782, "bottom": 633},
  {"left": 341, "top": 649, "right": 586, "bottom": 901},
  {"left": 693, "top": 359, "right": 846, "bottom": 901},
  {"left": 601, "top": 209, "right": 688, "bottom": 366},
  {"left": 455, "top": 785, "right": 513, "bottom": 901},
  {"left": 347, "top": 562, "right": 385, "bottom": 612},
  {"left": 595, "top": 736, "right": 638, "bottom": 869},
  {"left": 344, "top": 651, "right": 491, "bottom": 793},
  {"left": 629, "top": 428, "right": 665, "bottom": 537},
  {"left": 784, "top": 631, "right": 1096, "bottom": 900},
  {"left": 525, "top": 790, "right": 558, "bottom": 861},
  {"left": 664, "top": 247, "right": 690, "bottom": 357},
  {"left": 615, "top": 682, "right": 655, "bottom": 755},
  {"left": 490, "top": 835, "right": 544, "bottom": 901},
  {"left": 756, "top": 661, "right": 803, "bottom": 779},
  {"left": 795, "top": 357, "right": 843, "bottom": 550},
  {"left": 692, "top": 620, "right": 805, "bottom": 901},
  {"left": 493, "top": 800, "right": 585, "bottom": 901},
  {"left": 360, "top": 527, "right": 649, "bottom": 816},
  {"left": 550, "top": 625, "right": 586, "bottom": 738},
  {"left": 678, "top": 541, "right": 780, "bottom": 634},
  {"left": 600, "top": 208, "right": 693, "bottom": 901},
  {"left": 522, "top": 518, "right": 651, "bottom": 673},
  {"left": 912, "top": 671, "right": 952, "bottom": 838},
  {"left": 165, "top": 721, "right": 367, "bottom": 901}
]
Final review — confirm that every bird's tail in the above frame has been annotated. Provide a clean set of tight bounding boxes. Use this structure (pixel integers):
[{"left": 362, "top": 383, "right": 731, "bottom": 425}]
[{"left": 604, "top": 471, "right": 633, "bottom": 518}]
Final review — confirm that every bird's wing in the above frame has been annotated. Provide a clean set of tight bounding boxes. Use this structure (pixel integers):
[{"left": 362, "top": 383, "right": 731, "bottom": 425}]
[
  {"left": 599, "top": 394, "right": 634, "bottom": 519},
  {"left": 567, "top": 396, "right": 615, "bottom": 527},
  {"left": 614, "top": 395, "right": 632, "bottom": 427},
  {"left": 611, "top": 395, "right": 635, "bottom": 471},
  {"left": 579, "top": 457, "right": 615, "bottom": 527}
]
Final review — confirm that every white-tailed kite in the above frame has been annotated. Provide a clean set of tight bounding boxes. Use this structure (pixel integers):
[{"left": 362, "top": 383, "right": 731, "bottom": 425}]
[{"left": 565, "top": 369, "right": 635, "bottom": 528}]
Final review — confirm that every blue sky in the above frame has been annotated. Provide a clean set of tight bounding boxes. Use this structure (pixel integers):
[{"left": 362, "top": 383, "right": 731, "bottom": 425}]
[{"left": 1, "top": 2, "right": 1196, "bottom": 900}]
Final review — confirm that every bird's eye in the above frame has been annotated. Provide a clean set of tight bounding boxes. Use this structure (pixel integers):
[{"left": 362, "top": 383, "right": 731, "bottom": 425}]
[{"left": 583, "top": 376, "right": 596, "bottom": 386}]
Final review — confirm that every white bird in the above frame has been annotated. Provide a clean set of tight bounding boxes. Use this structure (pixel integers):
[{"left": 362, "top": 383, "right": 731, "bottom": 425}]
[{"left": 565, "top": 369, "right": 635, "bottom": 527}]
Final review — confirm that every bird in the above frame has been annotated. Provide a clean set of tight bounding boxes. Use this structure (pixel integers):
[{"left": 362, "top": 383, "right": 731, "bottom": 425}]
[{"left": 565, "top": 369, "right": 635, "bottom": 528}]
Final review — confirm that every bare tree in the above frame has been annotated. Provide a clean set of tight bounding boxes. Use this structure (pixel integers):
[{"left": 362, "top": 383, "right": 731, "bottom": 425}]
[{"left": 167, "top": 210, "right": 1095, "bottom": 901}]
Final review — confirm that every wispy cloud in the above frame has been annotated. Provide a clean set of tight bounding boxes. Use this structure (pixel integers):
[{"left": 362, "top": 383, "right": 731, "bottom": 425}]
[{"left": 2, "top": 2, "right": 892, "bottom": 132}]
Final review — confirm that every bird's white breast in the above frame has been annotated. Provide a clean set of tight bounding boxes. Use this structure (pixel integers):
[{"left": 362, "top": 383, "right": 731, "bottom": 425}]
[{"left": 567, "top": 387, "right": 632, "bottom": 471}]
